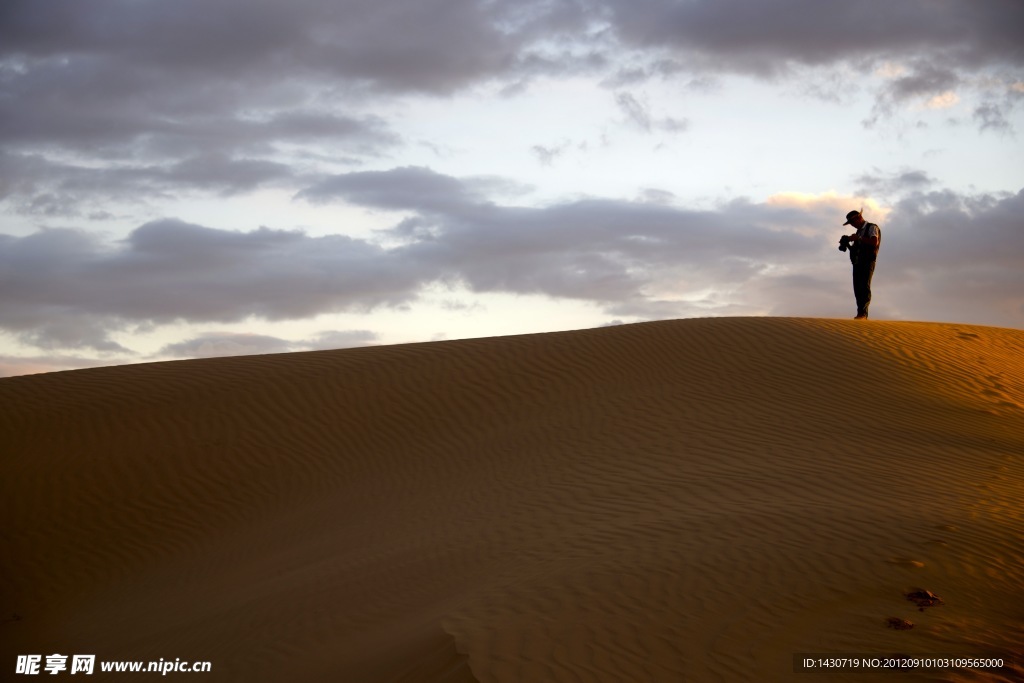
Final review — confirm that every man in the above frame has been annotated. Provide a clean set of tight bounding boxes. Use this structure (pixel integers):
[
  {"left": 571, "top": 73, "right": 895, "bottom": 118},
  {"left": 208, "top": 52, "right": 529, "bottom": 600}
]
[{"left": 842, "top": 209, "right": 881, "bottom": 319}]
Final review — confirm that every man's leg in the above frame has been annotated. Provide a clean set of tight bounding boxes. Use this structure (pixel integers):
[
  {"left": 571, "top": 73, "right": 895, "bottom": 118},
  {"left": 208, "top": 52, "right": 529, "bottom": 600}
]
[
  {"left": 852, "top": 264, "right": 865, "bottom": 317},
  {"left": 853, "top": 260, "right": 876, "bottom": 318}
]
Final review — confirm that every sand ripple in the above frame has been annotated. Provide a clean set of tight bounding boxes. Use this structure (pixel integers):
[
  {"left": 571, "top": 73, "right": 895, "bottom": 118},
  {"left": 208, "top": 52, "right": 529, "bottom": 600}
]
[{"left": 2, "top": 318, "right": 1022, "bottom": 682}]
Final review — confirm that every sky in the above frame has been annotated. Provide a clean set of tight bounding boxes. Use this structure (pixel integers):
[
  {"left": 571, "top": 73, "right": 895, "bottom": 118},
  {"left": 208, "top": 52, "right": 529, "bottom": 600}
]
[{"left": 1, "top": 0, "right": 1023, "bottom": 376}]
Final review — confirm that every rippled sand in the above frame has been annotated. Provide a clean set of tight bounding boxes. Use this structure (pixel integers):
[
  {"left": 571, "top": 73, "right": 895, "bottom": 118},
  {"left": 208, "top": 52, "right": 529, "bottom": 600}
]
[{"left": 2, "top": 318, "right": 1022, "bottom": 682}]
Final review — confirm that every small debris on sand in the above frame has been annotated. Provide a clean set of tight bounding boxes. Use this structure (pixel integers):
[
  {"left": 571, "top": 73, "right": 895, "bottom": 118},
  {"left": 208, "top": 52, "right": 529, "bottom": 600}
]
[
  {"left": 905, "top": 588, "right": 944, "bottom": 611},
  {"left": 887, "top": 617, "right": 914, "bottom": 630}
]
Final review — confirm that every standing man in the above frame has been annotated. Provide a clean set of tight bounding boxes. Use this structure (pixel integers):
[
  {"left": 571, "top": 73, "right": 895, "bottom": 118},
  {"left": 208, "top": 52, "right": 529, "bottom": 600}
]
[{"left": 842, "top": 210, "right": 881, "bottom": 319}]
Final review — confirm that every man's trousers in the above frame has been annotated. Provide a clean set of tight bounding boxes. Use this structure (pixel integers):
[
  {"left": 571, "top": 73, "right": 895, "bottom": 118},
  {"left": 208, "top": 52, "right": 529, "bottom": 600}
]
[{"left": 852, "top": 258, "right": 876, "bottom": 318}]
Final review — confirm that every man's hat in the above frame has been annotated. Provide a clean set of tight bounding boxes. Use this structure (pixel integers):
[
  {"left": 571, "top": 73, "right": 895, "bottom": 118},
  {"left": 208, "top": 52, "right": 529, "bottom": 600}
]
[{"left": 842, "top": 210, "right": 861, "bottom": 225}]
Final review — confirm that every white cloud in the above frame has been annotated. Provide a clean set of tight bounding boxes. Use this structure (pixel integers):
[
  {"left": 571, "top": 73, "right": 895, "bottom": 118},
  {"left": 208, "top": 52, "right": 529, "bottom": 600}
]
[
  {"left": 925, "top": 91, "right": 960, "bottom": 109},
  {"left": 875, "top": 62, "right": 907, "bottom": 79}
]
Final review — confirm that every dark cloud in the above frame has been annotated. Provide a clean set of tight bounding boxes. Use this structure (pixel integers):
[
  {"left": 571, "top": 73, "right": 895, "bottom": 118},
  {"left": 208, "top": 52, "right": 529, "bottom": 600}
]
[
  {"left": 1, "top": 1, "right": 454, "bottom": 216},
  {"left": 0, "top": 218, "right": 428, "bottom": 351},
  {"left": 1, "top": 0, "right": 1020, "bottom": 225},
  {"left": 1, "top": 150, "right": 302, "bottom": 218},
  {"left": 601, "top": 0, "right": 1024, "bottom": 74},
  {"left": 603, "top": 59, "right": 691, "bottom": 88},
  {"left": 290, "top": 167, "right": 1024, "bottom": 326},
  {"left": 3, "top": 166, "right": 1022, "bottom": 359},
  {"left": 854, "top": 168, "right": 936, "bottom": 200},
  {"left": 0, "top": 0, "right": 531, "bottom": 94},
  {"left": 842, "top": 187, "right": 1024, "bottom": 325},
  {"left": 161, "top": 155, "right": 295, "bottom": 196},
  {"left": 4, "top": 0, "right": 1018, "bottom": 153},
  {"left": 974, "top": 101, "right": 1014, "bottom": 133},
  {"left": 39, "top": 0, "right": 1016, "bottom": 90},
  {"left": 863, "top": 62, "right": 963, "bottom": 125},
  {"left": 296, "top": 166, "right": 486, "bottom": 213},
  {"left": 600, "top": 1, "right": 1023, "bottom": 130},
  {"left": 0, "top": 117, "right": 393, "bottom": 217},
  {"left": 885, "top": 63, "right": 962, "bottom": 102},
  {"left": 967, "top": 76, "right": 1024, "bottom": 134},
  {"left": 300, "top": 167, "right": 843, "bottom": 314},
  {"left": 885, "top": 188, "right": 1023, "bottom": 271}
]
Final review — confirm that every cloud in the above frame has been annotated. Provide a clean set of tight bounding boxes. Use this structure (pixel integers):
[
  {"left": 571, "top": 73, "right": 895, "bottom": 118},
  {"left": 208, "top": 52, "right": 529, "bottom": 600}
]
[
  {"left": 531, "top": 142, "right": 571, "bottom": 167},
  {"left": 853, "top": 168, "right": 936, "bottom": 200},
  {"left": 0, "top": 125, "right": 392, "bottom": 218},
  {"left": 637, "top": 188, "right": 677, "bottom": 205},
  {"left": 155, "top": 329, "right": 378, "bottom": 359},
  {"left": 297, "top": 167, "right": 1018, "bottom": 326},
  {"left": 885, "top": 188, "right": 1023, "bottom": 270},
  {"left": 0, "top": 219, "right": 429, "bottom": 351},
  {"left": 160, "top": 155, "right": 296, "bottom": 196},
  {"left": 7, "top": 0, "right": 1018, "bottom": 94},
  {"left": 306, "top": 329, "right": 379, "bottom": 350},
  {"left": 865, "top": 61, "right": 965, "bottom": 124},
  {"left": 5, "top": 1, "right": 1018, "bottom": 160},
  {"left": 295, "top": 165, "right": 485, "bottom": 213},
  {"left": 296, "top": 167, "right": 1024, "bottom": 326},
  {"left": 3, "top": 166, "right": 1022, "bottom": 360},
  {"left": 925, "top": 91, "right": 960, "bottom": 110},
  {"left": 973, "top": 77, "right": 1024, "bottom": 132},
  {"left": 615, "top": 92, "right": 654, "bottom": 131},
  {"left": 2, "top": 0, "right": 1020, "bottom": 227},
  {"left": 0, "top": 352, "right": 130, "bottom": 378},
  {"left": 157, "top": 333, "right": 300, "bottom": 359},
  {"left": 879, "top": 188, "right": 1024, "bottom": 324},
  {"left": 599, "top": 1, "right": 1023, "bottom": 130},
  {"left": 884, "top": 64, "right": 962, "bottom": 102},
  {"left": 601, "top": 0, "right": 1024, "bottom": 73},
  {"left": 614, "top": 92, "right": 689, "bottom": 134},
  {"left": 0, "top": 0, "right": 532, "bottom": 95},
  {"left": 2, "top": 1, "right": 1020, "bottom": 377}
]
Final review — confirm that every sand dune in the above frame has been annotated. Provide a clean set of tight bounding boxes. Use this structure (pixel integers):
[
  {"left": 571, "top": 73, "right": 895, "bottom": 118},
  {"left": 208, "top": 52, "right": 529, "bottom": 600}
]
[{"left": 2, "top": 317, "right": 1022, "bottom": 682}]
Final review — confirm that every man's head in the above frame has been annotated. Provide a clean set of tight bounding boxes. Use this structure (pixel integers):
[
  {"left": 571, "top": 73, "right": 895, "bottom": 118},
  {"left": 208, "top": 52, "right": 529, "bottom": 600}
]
[{"left": 843, "top": 210, "right": 865, "bottom": 228}]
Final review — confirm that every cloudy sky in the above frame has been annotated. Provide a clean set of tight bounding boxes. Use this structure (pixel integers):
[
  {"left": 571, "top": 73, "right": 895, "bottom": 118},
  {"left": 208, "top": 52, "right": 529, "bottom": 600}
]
[{"left": 2, "top": 0, "right": 1022, "bottom": 375}]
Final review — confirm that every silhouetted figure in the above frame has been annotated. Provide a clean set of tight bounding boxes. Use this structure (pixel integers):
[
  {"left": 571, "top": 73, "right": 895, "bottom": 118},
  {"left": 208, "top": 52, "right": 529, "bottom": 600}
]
[{"left": 841, "top": 210, "right": 881, "bottom": 319}]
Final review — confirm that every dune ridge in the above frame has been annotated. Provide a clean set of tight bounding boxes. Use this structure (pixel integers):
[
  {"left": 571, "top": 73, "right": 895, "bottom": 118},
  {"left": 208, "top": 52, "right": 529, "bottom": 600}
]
[{"left": 2, "top": 317, "right": 1022, "bottom": 682}]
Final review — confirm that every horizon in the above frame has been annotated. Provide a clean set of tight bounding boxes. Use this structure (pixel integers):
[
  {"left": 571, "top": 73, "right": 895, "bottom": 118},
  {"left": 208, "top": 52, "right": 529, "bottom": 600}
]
[
  {"left": 3, "top": 315, "right": 1017, "bottom": 380},
  {"left": 2, "top": 0, "right": 1022, "bottom": 376}
]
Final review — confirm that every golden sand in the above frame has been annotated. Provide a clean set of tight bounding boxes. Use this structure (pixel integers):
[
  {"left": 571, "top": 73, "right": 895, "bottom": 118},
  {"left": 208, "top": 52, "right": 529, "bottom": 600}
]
[{"left": 2, "top": 318, "right": 1022, "bottom": 682}]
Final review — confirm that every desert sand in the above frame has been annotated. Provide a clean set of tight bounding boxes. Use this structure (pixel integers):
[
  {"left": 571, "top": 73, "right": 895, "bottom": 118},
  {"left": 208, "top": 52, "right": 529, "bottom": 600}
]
[{"left": 2, "top": 317, "right": 1022, "bottom": 682}]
